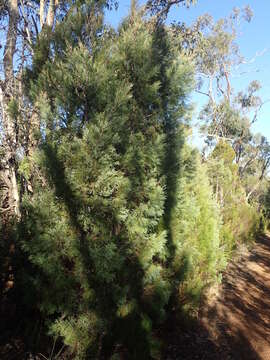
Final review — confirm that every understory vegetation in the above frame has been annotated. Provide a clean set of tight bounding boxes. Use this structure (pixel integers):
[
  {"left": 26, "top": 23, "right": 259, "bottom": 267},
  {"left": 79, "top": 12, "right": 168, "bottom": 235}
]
[{"left": 0, "top": 0, "right": 269, "bottom": 359}]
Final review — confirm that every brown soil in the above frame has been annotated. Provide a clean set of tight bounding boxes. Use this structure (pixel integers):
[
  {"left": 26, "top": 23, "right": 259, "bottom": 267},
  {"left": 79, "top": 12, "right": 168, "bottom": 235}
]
[{"left": 165, "top": 234, "right": 270, "bottom": 360}]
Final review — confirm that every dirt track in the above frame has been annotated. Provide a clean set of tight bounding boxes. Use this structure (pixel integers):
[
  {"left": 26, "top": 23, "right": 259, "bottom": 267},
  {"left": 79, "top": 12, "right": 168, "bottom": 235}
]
[
  {"left": 165, "top": 234, "right": 270, "bottom": 360},
  {"left": 200, "top": 234, "right": 270, "bottom": 360}
]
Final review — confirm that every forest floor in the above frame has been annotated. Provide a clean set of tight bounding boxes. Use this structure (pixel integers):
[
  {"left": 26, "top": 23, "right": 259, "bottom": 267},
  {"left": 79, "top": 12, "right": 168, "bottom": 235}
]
[{"left": 164, "top": 233, "right": 270, "bottom": 360}]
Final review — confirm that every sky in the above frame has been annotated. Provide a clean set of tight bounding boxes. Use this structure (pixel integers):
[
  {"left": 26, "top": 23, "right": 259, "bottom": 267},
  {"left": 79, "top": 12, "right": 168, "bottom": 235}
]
[{"left": 105, "top": 0, "right": 270, "bottom": 144}]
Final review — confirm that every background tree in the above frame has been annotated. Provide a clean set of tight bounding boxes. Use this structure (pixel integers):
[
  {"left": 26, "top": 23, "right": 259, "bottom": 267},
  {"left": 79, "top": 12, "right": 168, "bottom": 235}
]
[
  {"left": 207, "top": 140, "right": 261, "bottom": 252},
  {"left": 172, "top": 8, "right": 270, "bottom": 206},
  {"left": 0, "top": 0, "right": 117, "bottom": 219},
  {"left": 170, "top": 144, "right": 224, "bottom": 314}
]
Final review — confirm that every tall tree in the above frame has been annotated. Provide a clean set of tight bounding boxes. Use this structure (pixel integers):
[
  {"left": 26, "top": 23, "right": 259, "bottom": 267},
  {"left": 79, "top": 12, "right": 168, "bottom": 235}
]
[
  {"left": 21, "top": 7, "right": 194, "bottom": 358},
  {"left": 0, "top": 0, "right": 117, "bottom": 219},
  {"left": 0, "top": 0, "right": 58, "bottom": 218},
  {"left": 172, "top": 7, "right": 270, "bottom": 203}
]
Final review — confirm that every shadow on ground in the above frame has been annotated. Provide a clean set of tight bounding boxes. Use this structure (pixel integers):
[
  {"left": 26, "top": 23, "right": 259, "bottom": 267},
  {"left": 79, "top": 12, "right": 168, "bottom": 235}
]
[{"left": 164, "top": 234, "right": 270, "bottom": 360}]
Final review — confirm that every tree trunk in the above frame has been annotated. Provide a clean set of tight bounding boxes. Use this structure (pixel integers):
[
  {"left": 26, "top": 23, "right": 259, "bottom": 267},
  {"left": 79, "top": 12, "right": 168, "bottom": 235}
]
[
  {"left": 0, "top": 0, "right": 59, "bottom": 219},
  {"left": 0, "top": 0, "right": 21, "bottom": 219},
  {"left": 46, "top": 0, "right": 55, "bottom": 27}
]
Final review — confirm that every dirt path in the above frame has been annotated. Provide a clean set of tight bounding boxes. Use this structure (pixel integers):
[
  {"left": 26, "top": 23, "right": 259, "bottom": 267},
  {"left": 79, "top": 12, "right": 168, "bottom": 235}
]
[
  {"left": 165, "top": 234, "right": 270, "bottom": 360},
  {"left": 200, "top": 234, "right": 270, "bottom": 360}
]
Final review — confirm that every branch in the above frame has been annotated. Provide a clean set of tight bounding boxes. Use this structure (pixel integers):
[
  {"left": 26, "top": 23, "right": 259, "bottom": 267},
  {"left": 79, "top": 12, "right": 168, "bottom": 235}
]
[
  {"left": 31, "top": 15, "right": 39, "bottom": 38},
  {"left": 3, "top": 0, "right": 19, "bottom": 80},
  {"left": 239, "top": 151, "right": 259, "bottom": 177},
  {"left": 246, "top": 183, "right": 259, "bottom": 202},
  {"left": 250, "top": 99, "right": 270, "bottom": 125},
  {"left": 19, "top": 0, "right": 32, "bottom": 46},
  {"left": 216, "top": 77, "right": 225, "bottom": 97},
  {"left": 0, "top": 206, "right": 11, "bottom": 213},
  {"left": 195, "top": 89, "right": 210, "bottom": 97},
  {"left": 241, "top": 48, "right": 269, "bottom": 66},
  {"left": 206, "top": 133, "right": 234, "bottom": 142},
  {"left": 0, "top": 79, "right": 4, "bottom": 91},
  {"left": 246, "top": 158, "right": 270, "bottom": 201},
  {"left": 222, "top": 63, "right": 231, "bottom": 103},
  {"left": 259, "top": 157, "right": 270, "bottom": 181},
  {"left": 146, "top": 0, "right": 187, "bottom": 20},
  {"left": 195, "top": 75, "right": 215, "bottom": 105}
]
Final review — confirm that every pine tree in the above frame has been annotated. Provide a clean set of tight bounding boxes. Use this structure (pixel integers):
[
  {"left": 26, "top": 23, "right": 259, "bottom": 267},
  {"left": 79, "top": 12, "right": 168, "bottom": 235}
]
[{"left": 21, "top": 8, "right": 194, "bottom": 359}]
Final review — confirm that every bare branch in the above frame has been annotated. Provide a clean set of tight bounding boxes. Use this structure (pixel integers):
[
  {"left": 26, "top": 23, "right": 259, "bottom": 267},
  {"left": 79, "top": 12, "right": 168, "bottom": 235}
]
[
  {"left": 0, "top": 207, "right": 12, "bottom": 214},
  {"left": 216, "top": 77, "right": 225, "bottom": 97},
  {"left": 19, "top": 0, "right": 32, "bottom": 46},
  {"left": 250, "top": 99, "right": 270, "bottom": 125},
  {"left": 195, "top": 89, "right": 210, "bottom": 98},
  {"left": 146, "top": 0, "right": 189, "bottom": 20},
  {"left": 206, "top": 133, "right": 234, "bottom": 142}
]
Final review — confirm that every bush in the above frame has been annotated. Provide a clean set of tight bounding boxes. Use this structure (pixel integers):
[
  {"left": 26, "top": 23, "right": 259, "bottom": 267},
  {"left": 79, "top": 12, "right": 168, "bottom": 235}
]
[{"left": 170, "top": 145, "right": 225, "bottom": 313}]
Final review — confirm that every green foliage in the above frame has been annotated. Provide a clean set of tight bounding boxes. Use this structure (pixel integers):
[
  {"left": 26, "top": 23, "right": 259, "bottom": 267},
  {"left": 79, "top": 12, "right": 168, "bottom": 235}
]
[
  {"left": 208, "top": 141, "right": 261, "bottom": 254},
  {"left": 51, "top": 312, "right": 104, "bottom": 359},
  {"left": 7, "top": 98, "right": 19, "bottom": 119},
  {"left": 18, "top": 157, "right": 32, "bottom": 180},
  {"left": 170, "top": 145, "right": 225, "bottom": 312},
  {"left": 20, "top": 10, "right": 194, "bottom": 359}
]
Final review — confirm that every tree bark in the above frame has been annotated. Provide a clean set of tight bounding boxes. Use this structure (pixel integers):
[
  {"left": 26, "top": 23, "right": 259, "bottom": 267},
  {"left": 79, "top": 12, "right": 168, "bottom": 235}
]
[
  {"left": 0, "top": 0, "right": 21, "bottom": 219},
  {"left": 46, "top": 0, "right": 55, "bottom": 27},
  {"left": 40, "top": 0, "right": 45, "bottom": 29},
  {"left": 0, "top": 0, "right": 59, "bottom": 219}
]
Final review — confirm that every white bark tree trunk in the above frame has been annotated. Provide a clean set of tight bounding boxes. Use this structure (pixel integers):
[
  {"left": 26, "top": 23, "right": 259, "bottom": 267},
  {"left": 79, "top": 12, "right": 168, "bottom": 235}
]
[
  {"left": 0, "top": 0, "right": 58, "bottom": 219},
  {"left": 0, "top": 0, "right": 21, "bottom": 219}
]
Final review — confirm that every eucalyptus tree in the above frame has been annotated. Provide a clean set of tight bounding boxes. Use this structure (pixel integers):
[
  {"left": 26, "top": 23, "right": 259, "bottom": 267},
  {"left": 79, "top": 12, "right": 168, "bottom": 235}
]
[
  {"left": 0, "top": 0, "right": 60, "bottom": 218},
  {"left": 171, "top": 6, "right": 270, "bottom": 203},
  {"left": 0, "top": 0, "right": 117, "bottom": 219}
]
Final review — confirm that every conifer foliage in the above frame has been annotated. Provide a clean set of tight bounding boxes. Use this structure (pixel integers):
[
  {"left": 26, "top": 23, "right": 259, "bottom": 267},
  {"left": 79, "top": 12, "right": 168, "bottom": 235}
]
[
  {"left": 21, "top": 8, "right": 196, "bottom": 358},
  {"left": 170, "top": 145, "right": 224, "bottom": 313}
]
